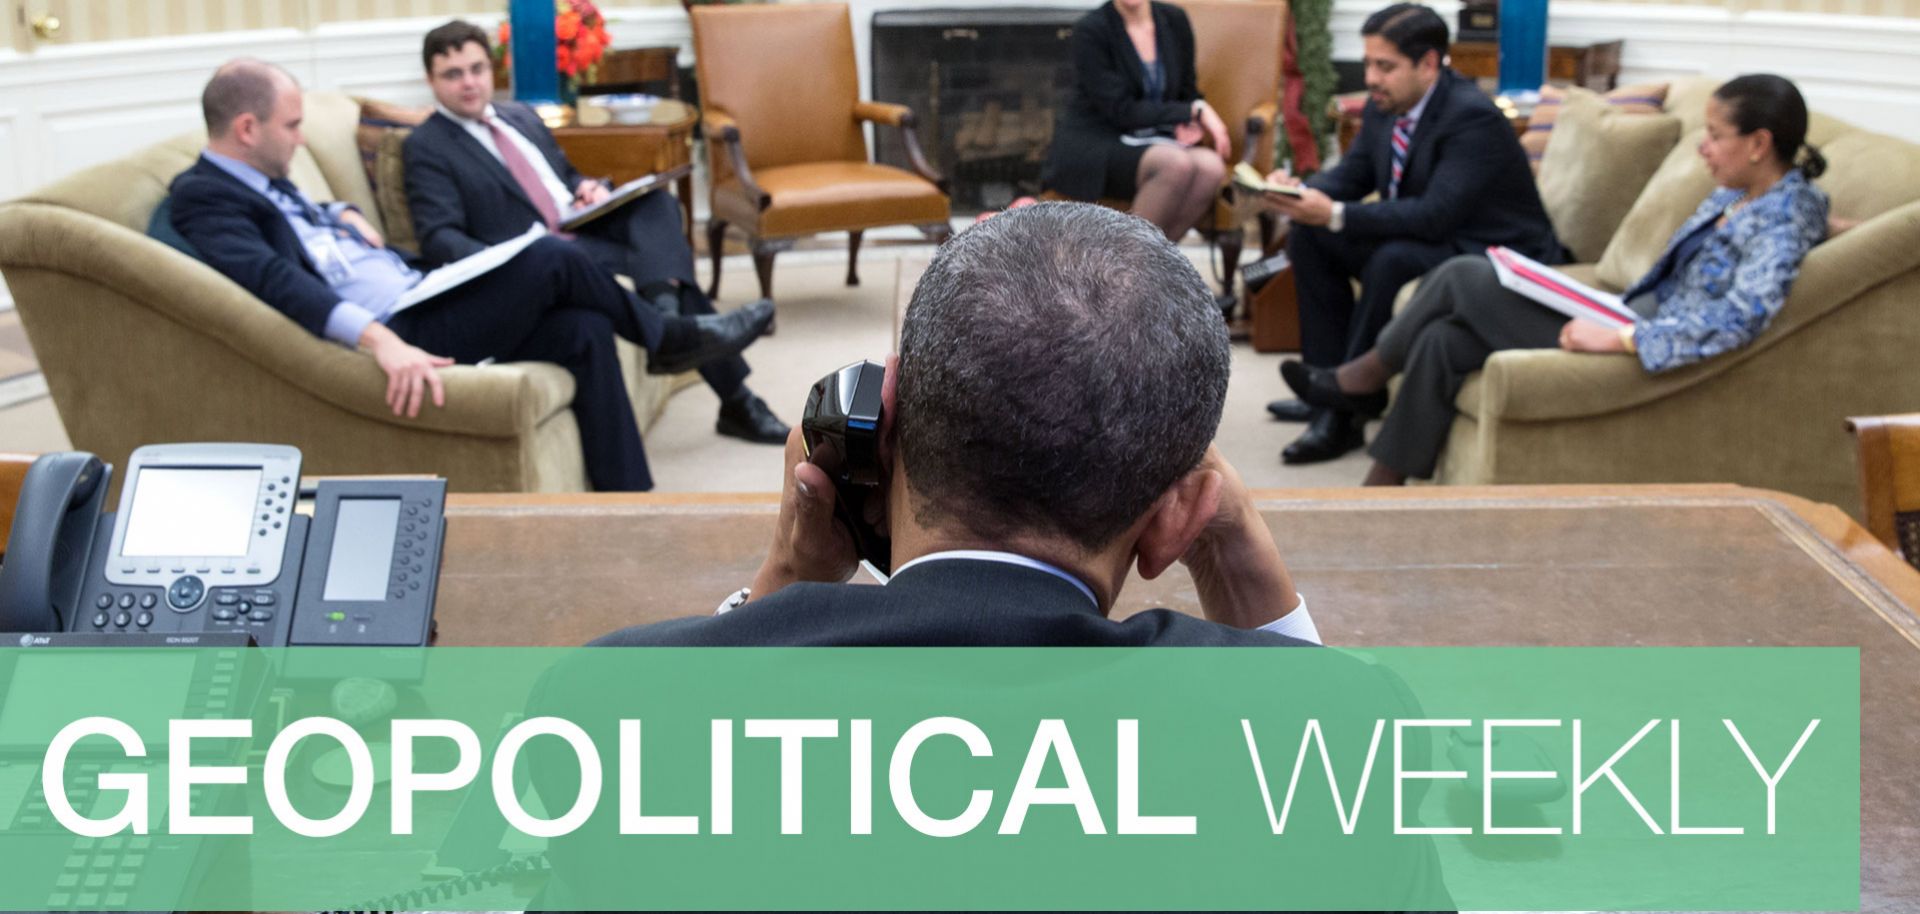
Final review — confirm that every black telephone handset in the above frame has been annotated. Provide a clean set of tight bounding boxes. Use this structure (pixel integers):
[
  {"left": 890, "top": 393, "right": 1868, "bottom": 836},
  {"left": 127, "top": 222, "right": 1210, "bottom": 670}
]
[
  {"left": 0, "top": 452, "right": 111, "bottom": 633},
  {"left": 801, "top": 360, "right": 893, "bottom": 574}
]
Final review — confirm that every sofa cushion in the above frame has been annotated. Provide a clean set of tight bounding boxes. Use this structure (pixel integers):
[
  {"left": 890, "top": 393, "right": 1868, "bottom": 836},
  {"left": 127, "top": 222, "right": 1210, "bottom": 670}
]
[
  {"left": 1815, "top": 129, "right": 1920, "bottom": 224},
  {"left": 298, "top": 92, "right": 381, "bottom": 234},
  {"left": 354, "top": 100, "right": 432, "bottom": 254},
  {"left": 1521, "top": 82, "right": 1668, "bottom": 172},
  {"left": 1594, "top": 126, "right": 1718, "bottom": 291},
  {"left": 145, "top": 197, "right": 202, "bottom": 261},
  {"left": 1538, "top": 91, "right": 1682, "bottom": 263}
]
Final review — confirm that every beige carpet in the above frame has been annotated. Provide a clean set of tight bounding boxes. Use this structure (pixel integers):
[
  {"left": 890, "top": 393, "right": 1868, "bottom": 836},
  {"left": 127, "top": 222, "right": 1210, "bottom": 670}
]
[
  {"left": 0, "top": 242, "right": 1376, "bottom": 489},
  {"left": 651, "top": 242, "right": 1374, "bottom": 493}
]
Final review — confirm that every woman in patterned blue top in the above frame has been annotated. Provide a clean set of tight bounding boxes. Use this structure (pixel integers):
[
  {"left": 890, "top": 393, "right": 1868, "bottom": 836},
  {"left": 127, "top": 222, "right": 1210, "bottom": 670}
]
[{"left": 1280, "top": 74, "right": 1831, "bottom": 485}]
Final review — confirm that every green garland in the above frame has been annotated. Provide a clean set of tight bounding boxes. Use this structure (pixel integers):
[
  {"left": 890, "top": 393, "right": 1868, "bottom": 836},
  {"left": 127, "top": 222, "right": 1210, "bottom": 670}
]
[{"left": 1279, "top": 0, "right": 1338, "bottom": 175}]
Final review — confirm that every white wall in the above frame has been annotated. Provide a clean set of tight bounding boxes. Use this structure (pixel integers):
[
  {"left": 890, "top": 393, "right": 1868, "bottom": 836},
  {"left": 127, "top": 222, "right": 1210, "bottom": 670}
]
[{"left": 1, "top": 0, "right": 1916, "bottom": 312}]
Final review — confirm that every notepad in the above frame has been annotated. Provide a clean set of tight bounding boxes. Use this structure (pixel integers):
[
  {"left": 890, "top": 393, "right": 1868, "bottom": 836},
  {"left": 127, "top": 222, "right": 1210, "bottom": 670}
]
[
  {"left": 1486, "top": 245, "right": 1638, "bottom": 330},
  {"left": 1231, "top": 162, "right": 1305, "bottom": 199},
  {"left": 559, "top": 172, "right": 672, "bottom": 232}
]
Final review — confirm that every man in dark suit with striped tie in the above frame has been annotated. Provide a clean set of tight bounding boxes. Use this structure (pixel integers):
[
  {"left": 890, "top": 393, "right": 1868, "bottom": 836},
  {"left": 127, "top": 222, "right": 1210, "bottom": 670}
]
[{"left": 1258, "top": 3, "right": 1562, "bottom": 464}]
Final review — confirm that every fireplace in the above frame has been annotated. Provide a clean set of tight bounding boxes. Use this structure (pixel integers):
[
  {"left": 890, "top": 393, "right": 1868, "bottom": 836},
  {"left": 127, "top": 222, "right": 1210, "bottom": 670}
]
[{"left": 871, "top": 7, "right": 1083, "bottom": 213}]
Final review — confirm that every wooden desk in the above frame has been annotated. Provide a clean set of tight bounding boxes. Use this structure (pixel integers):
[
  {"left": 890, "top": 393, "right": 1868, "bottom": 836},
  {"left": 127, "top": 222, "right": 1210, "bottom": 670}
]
[
  {"left": 432, "top": 484, "right": 1920, "bottom": 908},
  {"left": 550, "top": 99, "right": 698, "bottom": 248},
  {"left": 1449, "top": 39, "right": 1624, "bottom": 93}
]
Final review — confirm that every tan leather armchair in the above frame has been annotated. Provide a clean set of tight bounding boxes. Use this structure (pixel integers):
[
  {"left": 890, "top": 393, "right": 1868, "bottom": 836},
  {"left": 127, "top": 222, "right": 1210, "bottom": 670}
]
[
  {"left": 1178, "top": 0, "right": 1286, "bottom": 298},
  {"left": 691, "top": 2, "right": 952, "bottom": 301}
]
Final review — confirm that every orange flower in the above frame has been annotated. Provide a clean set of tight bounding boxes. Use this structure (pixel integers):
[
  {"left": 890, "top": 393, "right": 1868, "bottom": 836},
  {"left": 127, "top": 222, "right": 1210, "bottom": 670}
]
[
  {"left": 575, "top": 32, "right": 602, "bottom": 67},
  {"left": 556, "top": 45, "right": 575, "bottom": 75},
  {"left": 556, "top": 10, "right": 581, "bottom": 41}
]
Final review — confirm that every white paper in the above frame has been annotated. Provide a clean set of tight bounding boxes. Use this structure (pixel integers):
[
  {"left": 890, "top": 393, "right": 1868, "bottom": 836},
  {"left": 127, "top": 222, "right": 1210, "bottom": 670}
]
[{"left": 390, "top": 223, "right": 547, "bottom": 315}]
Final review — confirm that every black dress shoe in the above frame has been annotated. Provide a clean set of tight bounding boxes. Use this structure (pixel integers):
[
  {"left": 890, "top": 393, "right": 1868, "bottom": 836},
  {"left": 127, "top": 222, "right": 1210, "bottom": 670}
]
[
  {"left": 1266, "top": 398, "right": 1314, "bottom": 422},
  {"left": 1279, "top": 359, "right": 1388, "bottom": 419},
  {"left": 716, "top": 392, "right": 790, "bottom": 445},
  {"left": 648, "top": 299, "right": 775, "bottom": 375},
  {"left": 1281, "top": 409, "right": 1366, "bottom": 465}
]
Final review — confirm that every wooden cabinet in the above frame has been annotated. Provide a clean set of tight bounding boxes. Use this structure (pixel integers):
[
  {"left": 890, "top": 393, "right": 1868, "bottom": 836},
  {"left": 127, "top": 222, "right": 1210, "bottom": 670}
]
[
  {"left": 551, "top": 99, "right": 699, "bottom": 246},
  {"left": 1449, "top": 39, "right": 1624, "bottom": 93}
]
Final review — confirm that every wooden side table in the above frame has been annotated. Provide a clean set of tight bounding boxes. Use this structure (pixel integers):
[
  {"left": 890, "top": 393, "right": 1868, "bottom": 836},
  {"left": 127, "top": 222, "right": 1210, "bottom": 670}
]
[
  {"left": 1449, "top": 39, "right": 1624, "bottom": 92},
  {"left": 551, "top": 99, "right": 699, "bottom": 247}
]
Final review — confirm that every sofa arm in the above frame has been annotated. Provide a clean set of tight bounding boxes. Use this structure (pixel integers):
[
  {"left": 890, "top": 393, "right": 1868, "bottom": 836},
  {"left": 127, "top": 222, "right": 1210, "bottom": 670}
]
[
  {"left": 1474, "top": 199, "right": 1920, "bottom": 424},
  {"left": 0, "top": 201, "right": 574, "bottom": 438}
]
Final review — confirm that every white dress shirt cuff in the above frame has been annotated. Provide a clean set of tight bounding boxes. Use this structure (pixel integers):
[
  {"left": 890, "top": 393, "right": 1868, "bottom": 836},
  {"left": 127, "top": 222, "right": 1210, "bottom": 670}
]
[
  {"left": 1327, "top": 202, "right": 1346, "bottom": 233},
  {"left": 1256, "top": 593, "right": 1321, "bottom": 644}
]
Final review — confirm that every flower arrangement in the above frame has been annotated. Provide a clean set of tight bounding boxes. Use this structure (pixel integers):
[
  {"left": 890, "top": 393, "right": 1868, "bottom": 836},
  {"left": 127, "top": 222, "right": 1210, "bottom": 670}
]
[{"left": 494, "top": 0, "right": 613, "bottom": 97}]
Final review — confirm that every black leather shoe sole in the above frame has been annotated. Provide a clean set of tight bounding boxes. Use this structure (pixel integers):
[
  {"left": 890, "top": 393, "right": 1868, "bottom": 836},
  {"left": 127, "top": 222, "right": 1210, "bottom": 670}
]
[
  {"left": 649, "top": 300, "right": 775, "bottom": 375},
  {"left": 1280, "top": 360, "right": 1387, "bottom": 419},
  {"left": 1266, "top": 398, "right": 1314, "bottom": 422}
]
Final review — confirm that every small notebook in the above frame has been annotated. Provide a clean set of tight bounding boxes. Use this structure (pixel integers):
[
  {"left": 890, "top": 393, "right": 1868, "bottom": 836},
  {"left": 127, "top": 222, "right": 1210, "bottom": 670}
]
[
  {"left": 1231, "top": 162, "right": 1305, "bottom": 199},
  {"left": 559, "top": 172, "right": 672, "bottom": 232}
]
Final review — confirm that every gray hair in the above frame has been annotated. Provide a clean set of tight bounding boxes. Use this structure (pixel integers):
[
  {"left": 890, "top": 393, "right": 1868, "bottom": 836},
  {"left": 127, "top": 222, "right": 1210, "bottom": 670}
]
[
  {"left": 202, "top": 58, "right": 295, "bottom": 137},
  {"left": 896, "top": 202, "right": 1231, "bottom": 551}
]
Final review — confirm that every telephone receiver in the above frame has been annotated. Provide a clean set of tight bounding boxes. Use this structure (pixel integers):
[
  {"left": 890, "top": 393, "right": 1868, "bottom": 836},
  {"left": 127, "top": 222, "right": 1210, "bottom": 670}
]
[
  {"left": 801, "top": 360, "right": 893, "bottom": 574},
  {"left": 0, "top": 452, "right": 111, "bottom": 632}
]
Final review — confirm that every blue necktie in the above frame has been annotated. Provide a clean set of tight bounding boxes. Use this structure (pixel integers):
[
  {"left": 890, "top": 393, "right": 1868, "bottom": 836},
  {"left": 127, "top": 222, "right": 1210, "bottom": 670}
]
[
  {"left": 270, "top": 177, "right": 375, "bottom": 247},
  {"left": 1389, "top": 116, "right": 1413, "bottom": 199}
]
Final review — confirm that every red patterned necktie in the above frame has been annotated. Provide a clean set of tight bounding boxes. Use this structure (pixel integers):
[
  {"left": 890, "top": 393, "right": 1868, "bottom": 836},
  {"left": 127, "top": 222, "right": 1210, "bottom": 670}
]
[{"left": 484, "top": 113, "right": 562, "bottom": 231}]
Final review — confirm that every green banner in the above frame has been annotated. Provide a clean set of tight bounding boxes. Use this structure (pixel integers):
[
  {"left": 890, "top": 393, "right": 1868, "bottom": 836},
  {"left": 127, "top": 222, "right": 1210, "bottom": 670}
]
[{"left": 0, "top": 647, "right": 1857, "bottom": 910}]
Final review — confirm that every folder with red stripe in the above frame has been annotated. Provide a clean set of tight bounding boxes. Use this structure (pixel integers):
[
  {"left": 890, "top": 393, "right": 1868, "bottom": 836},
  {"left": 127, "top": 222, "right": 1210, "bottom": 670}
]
[{"left": 1485, "top": 245, "right": 1639, "bottom": 330}]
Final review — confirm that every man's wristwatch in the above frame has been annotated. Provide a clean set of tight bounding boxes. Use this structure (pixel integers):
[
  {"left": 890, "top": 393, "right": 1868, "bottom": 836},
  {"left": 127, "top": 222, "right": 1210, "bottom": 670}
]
[{"left": 716, "top": 586, "right": 751, "bottom": 615}]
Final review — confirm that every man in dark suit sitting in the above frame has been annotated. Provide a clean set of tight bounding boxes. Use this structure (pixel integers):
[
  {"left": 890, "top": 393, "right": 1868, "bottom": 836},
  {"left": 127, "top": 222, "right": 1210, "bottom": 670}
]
[
  {"left": 1259, "top": 3, "right": 1563, "bottom": 464},
  {"left": 403, "top": 20, "right": 788, "bottom": 446},
  {"left": 170, "top": 58, "right": 774, "bottom": 491},
  {"left": 592, "top": 202, "right": 1320, "bottom": 648}
]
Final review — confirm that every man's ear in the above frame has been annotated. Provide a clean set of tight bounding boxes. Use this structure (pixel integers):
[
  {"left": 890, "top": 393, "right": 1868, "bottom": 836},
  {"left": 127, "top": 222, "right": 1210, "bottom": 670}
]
[
  {"left": 1134, "top": 466, "right": 1222, "bottom": 580},
  {"left": 880, "top": 354, "right": 901, "bottom": 464}
]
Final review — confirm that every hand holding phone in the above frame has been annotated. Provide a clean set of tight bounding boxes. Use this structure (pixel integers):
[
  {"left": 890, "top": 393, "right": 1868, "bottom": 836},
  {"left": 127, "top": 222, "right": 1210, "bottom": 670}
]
[{"left": 800, "top": 361, "right": 894, "bottom": 574}]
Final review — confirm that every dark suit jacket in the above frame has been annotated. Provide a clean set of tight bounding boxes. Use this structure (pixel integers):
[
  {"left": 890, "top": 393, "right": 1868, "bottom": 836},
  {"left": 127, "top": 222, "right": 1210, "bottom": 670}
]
[
  {"left": 404, "top": 102, "right": 587, "bottom": 267},
  {"left": 1309, "top": 69, "right": 1562, "bottom": 261},
  {"left": 535, "top": 559, "right": 1454, "bottom": 910},
  {"left": 1042, "top": 0, "right": 1201, "bottom": 201},
  {"left": 589, "top": 557, "right": 1314, "bottom": 648},
  {"left": 168, "top": 156, "right": 356, "bottom": 339}
]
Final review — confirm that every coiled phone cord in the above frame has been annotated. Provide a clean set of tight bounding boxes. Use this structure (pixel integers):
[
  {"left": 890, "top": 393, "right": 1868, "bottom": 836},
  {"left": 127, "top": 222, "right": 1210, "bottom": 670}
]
[{"left": 317, "top": 853, "right": 550, "bottom": 914}]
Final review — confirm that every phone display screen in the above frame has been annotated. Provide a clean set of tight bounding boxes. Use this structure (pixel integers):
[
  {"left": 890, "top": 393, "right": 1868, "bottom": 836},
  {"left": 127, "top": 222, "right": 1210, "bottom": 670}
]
[
  {"left": 321, "top": 498, "right": 399, "bottom": 602},
  {"left": 121, "top": 468, "right": 262, "bottom": 557}
]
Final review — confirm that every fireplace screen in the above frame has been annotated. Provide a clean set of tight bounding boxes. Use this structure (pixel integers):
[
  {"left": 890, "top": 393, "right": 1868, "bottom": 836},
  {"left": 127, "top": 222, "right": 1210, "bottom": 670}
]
[{"left": 872, "top": 8, "right": 1083, "bottom": 213}]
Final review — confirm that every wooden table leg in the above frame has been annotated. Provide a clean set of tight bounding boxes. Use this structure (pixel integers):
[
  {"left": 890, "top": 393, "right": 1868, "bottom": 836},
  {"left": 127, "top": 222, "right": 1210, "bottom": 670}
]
[{"left": 679, "top": 172, "right": 695, "bottom": 250}]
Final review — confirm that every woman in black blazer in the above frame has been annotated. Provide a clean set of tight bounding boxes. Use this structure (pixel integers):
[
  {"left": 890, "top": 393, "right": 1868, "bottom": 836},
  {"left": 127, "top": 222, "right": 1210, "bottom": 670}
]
[{"left": 1042, "top": 0, "right": 1231, "bottom": 242}]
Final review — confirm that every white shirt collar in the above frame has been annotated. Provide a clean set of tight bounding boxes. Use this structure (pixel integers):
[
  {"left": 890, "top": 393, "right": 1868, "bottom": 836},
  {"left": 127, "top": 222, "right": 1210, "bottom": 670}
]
[
  {"left": 436, "top": 101, "right": 497, "bottom": 128},
  {"left": 1402, "top": 76, "right": 1440, "bottom": 128},
  {"left": 889, "top": 550, "right": 1099, "bottom": 610}
]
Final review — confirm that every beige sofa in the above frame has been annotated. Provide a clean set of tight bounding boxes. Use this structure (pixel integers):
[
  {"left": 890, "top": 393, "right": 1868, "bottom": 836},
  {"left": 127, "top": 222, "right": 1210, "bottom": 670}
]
[
  {"left": 1427, "top": 77, "right": 1920, "bottom": 512},
  {"left": 0, "top": 92, "right": 682, "bottom": 492}
]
